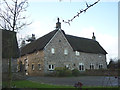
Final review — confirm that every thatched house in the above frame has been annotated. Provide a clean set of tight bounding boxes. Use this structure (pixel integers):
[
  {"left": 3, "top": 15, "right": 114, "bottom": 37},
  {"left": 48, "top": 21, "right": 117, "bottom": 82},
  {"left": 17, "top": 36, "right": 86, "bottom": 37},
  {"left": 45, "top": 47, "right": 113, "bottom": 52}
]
[{"left": 18, "top": 19, "right": 107, "bottom": 76}]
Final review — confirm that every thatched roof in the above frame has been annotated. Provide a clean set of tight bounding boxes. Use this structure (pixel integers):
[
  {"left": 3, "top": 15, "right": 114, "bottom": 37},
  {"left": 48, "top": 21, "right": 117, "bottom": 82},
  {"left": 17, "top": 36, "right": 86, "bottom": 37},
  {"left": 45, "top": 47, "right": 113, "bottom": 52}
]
[
  {"left": 66, "top": 35, "right": 107, "bottom": 54},
  {"left": 1, "top": 29, "right": 19, "bottom": 58},
  {"left": 21, "top": 30, "right": 107, "bottom": 56}
]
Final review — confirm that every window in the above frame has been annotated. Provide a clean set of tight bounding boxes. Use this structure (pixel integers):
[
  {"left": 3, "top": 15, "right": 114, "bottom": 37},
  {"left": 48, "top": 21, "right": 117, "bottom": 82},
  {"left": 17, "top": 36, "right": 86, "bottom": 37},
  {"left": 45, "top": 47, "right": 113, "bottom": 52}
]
[
  {"left": 25, "top": 59, "right": 28, "bottom": 70},
  {"left": 59, "top": 40, "right": 61, "bottom": 42},
  {"left": 75, "top": 51, "right": 80, "bottom": 56},
  {"left": 49, "top": 64, "right": 54, "bottom": 70},
  {"left": 32, "top": 64, "right": 34, "bottom": 70},
  {"left": 64, "top": 49, "right": 68, "bottom": 55},
  {"left": 36, "top": 51, "right": 39, "bottom": 55},
  {"left": 99, "top": 64, "right": 103, "bottom": 69},
  {"left": 38, "top": 64, "right": 41, "bottom": 70},
  {"left": 79, "top": 63, "right": 84, "bottom": 71},
  {"left": 51, "top": 48, "right": 55, "bottom": 54},
  {"left": 90, "top": 64, "right": 94, "bottom": 69},
  {"left": 73, "top": 64, "right": 76, "bottom": 66},
  {"left": 99, "top": 55, "right": 102, "bottom": 58},
  {"left": 65, "top": 65, "right": 69, "bottom": 69}
]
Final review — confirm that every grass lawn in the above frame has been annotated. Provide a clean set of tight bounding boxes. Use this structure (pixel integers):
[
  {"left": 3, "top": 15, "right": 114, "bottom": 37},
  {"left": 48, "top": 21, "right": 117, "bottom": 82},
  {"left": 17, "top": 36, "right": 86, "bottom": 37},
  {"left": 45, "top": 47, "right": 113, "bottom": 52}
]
[
  {"left": 2, "top": 80, "right": 119, "bottom": 90},
  {"left": 3, "top": 80, "right": 74, "bottom": 88}
]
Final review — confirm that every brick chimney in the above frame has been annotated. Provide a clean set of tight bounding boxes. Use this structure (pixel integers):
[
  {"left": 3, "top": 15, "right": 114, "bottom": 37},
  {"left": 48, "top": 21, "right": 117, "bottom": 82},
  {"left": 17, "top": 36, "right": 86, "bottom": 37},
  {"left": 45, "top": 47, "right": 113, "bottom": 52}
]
[
  {"left": 56, "top": 18, "right": 61, "bottom": 30},
  {"left": 92, "top": 32, "right": 96, "bottom": 40}
]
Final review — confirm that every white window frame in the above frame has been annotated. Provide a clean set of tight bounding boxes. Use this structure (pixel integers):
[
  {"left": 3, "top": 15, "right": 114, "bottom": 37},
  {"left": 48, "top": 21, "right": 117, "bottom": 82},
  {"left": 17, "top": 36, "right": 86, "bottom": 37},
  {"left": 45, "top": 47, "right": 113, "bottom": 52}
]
[
  {"left": 64, "top": 49, "right": 68, "bottom": 55},
  {"left": 99, "top": 64, "right": 103, "bottom": 69},
  {"left": 79, "top": 63, "right": 85, "bottom": 71},
  {"left": 51, "top": 48, "right": 55, "bottom": 54},
  {"left": 49, "top": 64, "right": 54, "bottom": 70},
  {"left": 90, "top": 64, "right": 95, "bottom": 69},
  {"left": 75, "top": 51, "right": 80, "bottom": 56},
  {"left": 65, "top": 65, "right": 69, "bottom": 69}
]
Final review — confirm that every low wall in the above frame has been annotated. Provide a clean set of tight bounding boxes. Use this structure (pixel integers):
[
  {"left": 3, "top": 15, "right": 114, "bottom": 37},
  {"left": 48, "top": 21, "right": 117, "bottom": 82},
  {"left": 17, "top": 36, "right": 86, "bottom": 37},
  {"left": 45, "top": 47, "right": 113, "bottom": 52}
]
[{"left": 85, "top": 69, "right": 119, "bottom": 76}]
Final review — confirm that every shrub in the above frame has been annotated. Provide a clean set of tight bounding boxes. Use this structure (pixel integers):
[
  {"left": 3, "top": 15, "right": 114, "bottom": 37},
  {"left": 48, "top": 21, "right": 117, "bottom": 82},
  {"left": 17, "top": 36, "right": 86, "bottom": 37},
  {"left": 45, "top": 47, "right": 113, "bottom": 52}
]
[
  {"left": 72, "top": 69, "right": 80, "bottom": 76},
  {"left": 54, "top": 67, "right": 72, "bottom": 77},
  {"left": 64, "top": 69, "right": 72, "bottom": 76}
]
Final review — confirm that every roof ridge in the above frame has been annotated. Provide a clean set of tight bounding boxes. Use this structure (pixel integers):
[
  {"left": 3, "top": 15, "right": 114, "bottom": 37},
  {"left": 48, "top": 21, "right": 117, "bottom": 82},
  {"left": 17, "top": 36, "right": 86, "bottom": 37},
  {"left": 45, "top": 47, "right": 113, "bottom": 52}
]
[{"left": 66, "top": 34, "right": 95, "bottom": 41}]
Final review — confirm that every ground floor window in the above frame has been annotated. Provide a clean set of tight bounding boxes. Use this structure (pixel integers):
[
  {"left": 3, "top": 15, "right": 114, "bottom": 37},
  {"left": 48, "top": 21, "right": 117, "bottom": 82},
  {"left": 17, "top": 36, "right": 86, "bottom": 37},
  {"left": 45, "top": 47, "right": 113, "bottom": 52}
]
[
  {"left": 38, "top": 64, "right": 41, "bottom": 70},
  {"left": 99, "top": 64, "right": 103, "bottom": 69},
  {"left": 32, "top": 64, "right": 34, "bottom": 70},
  {"left": 49, "top": 64, "right": 54, "bottom": 70},
  {"left": 79, "top": 63, "right": 84, "bottom": 71},
  {"left": 65, "top": 64, "right": 69, "bottom": 69},
  {"left": 90, "top": 64, "right": 94, "bottom": 69}
]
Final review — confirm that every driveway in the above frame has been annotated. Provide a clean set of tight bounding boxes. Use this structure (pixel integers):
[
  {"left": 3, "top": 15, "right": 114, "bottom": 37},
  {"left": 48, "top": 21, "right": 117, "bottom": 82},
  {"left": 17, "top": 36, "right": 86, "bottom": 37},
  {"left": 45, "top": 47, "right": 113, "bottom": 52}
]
[{"left": 26, "top": 76, "right": 119, "bottom": 87}]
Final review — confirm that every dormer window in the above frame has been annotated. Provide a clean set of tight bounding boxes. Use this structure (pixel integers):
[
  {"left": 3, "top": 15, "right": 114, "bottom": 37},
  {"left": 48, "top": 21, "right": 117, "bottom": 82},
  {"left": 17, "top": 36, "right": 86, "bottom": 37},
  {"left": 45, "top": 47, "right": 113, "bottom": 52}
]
[
  {"left": 64, "top": 49, "right": 68, "bottom": 55},
  {"left": 75, "top": 51, "right": 80, "bottom": 56},
  {"left": 51, "top": 48, "right": 55, "bottom": 54}
]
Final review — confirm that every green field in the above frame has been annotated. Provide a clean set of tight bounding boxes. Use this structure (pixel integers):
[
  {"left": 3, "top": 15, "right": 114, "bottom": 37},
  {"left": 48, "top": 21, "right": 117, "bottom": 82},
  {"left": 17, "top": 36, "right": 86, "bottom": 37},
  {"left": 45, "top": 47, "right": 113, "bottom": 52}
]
[
  {"left": 3, "top": 80, "right": 74, "bottom": 88},
  {"left": 2, "top": 80, "right": 119, "bottom": 90}
]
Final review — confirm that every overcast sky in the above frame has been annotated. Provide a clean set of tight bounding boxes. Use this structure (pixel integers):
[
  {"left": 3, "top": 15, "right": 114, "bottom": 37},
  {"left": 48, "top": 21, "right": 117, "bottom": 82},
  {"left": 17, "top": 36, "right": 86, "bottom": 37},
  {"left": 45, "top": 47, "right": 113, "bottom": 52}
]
[{"left": 17, "top": 0, "right": 118, "bottom": 63}]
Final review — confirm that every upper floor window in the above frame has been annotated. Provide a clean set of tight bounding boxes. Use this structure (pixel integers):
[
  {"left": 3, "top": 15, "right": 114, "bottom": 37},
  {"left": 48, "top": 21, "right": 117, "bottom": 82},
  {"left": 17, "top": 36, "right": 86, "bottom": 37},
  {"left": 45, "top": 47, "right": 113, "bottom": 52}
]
[
  {"left": 75, "top": 51, "right": 80, "bottom": 56},
  {"left": 79, "top": 63, "right": 85, "bottom": 71},
  {"left": 90, "top": 64, "right": 94, "bottom": 69},
  {"left": 64, "top": 49, "right": 68, "bottom": 55},
  {"left": 49, "top": 64, "right": 54, "bottom": 70},
  {"left": 51, "top": 48, "right": 55, "bottom": 54},
  {"left": 99, "top": 64, "right": 103, "bottom": 69},
  {"left": 99, "top": 55, "right": 102, "bottom": 58}
]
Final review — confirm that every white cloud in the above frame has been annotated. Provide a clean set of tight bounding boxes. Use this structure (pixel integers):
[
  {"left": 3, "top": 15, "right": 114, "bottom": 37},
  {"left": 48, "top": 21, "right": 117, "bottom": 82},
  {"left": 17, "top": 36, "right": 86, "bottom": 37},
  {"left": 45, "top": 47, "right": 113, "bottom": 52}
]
[
  {"left": 18, "top": 21, "right": 49, "bottom": 38},
  {"left": 78, "top": 27, "right": 96, "bottom": 38},
  {"left": 97, "top": 34, "right": 118, "bottom": 62}
]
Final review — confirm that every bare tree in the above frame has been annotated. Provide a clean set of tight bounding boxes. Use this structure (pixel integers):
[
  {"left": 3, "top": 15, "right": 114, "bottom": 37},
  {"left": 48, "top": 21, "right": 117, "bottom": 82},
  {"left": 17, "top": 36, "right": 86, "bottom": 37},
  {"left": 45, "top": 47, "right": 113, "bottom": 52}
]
[
  {"left": 0, "top": 0, "right": 31, "bottom": 31},
  {"left": 0, "top": 0, "right": 31, "bottom": 88}
]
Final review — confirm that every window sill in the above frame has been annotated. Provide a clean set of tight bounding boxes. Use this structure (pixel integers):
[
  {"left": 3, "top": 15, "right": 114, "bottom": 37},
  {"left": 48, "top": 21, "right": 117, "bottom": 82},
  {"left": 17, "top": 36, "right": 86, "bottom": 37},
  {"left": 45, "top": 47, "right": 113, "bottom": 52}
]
[{"left": 49, "top": 69, "right": 54, "bottom": 71}]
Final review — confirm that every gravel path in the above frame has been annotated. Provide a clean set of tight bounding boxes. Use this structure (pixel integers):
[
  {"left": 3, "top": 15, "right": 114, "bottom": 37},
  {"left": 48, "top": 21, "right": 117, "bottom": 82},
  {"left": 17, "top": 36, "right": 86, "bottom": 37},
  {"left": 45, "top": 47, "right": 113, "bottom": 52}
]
[{"left": 26, "top": 76, "right": 119, "bottom": 87}]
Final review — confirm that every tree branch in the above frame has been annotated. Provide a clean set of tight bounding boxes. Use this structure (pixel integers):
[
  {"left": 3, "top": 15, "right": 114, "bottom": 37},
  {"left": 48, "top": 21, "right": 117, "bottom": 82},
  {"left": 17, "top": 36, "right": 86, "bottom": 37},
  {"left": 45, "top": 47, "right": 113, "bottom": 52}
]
[
  {"left": 62, "top": 0, "right": 100, "bottom": 25},
  {"left": 3, "top": 0, "right": 14, "bottom": 14},
  {"left": 0, "top": 15, "right": 13, "bottom": 29},
  {"left": 0, "top": 0, "right": 30, "bottom": 31}
]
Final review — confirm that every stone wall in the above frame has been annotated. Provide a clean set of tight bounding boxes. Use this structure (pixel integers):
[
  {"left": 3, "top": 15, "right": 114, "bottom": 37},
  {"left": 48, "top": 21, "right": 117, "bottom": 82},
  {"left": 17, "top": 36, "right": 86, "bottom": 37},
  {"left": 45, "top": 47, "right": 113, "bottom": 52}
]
[
  {"left": 44, "top": 30, "right": 107, "bottom": 74},
  {"left": 74, "top": 52, "right": 107, "bottom": 70},
  {"left": 44, "top": 30, "right": 74, "bottom": 73},
  {"left": 18, "top": 50, "right": 44, "bottom": 76}
]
